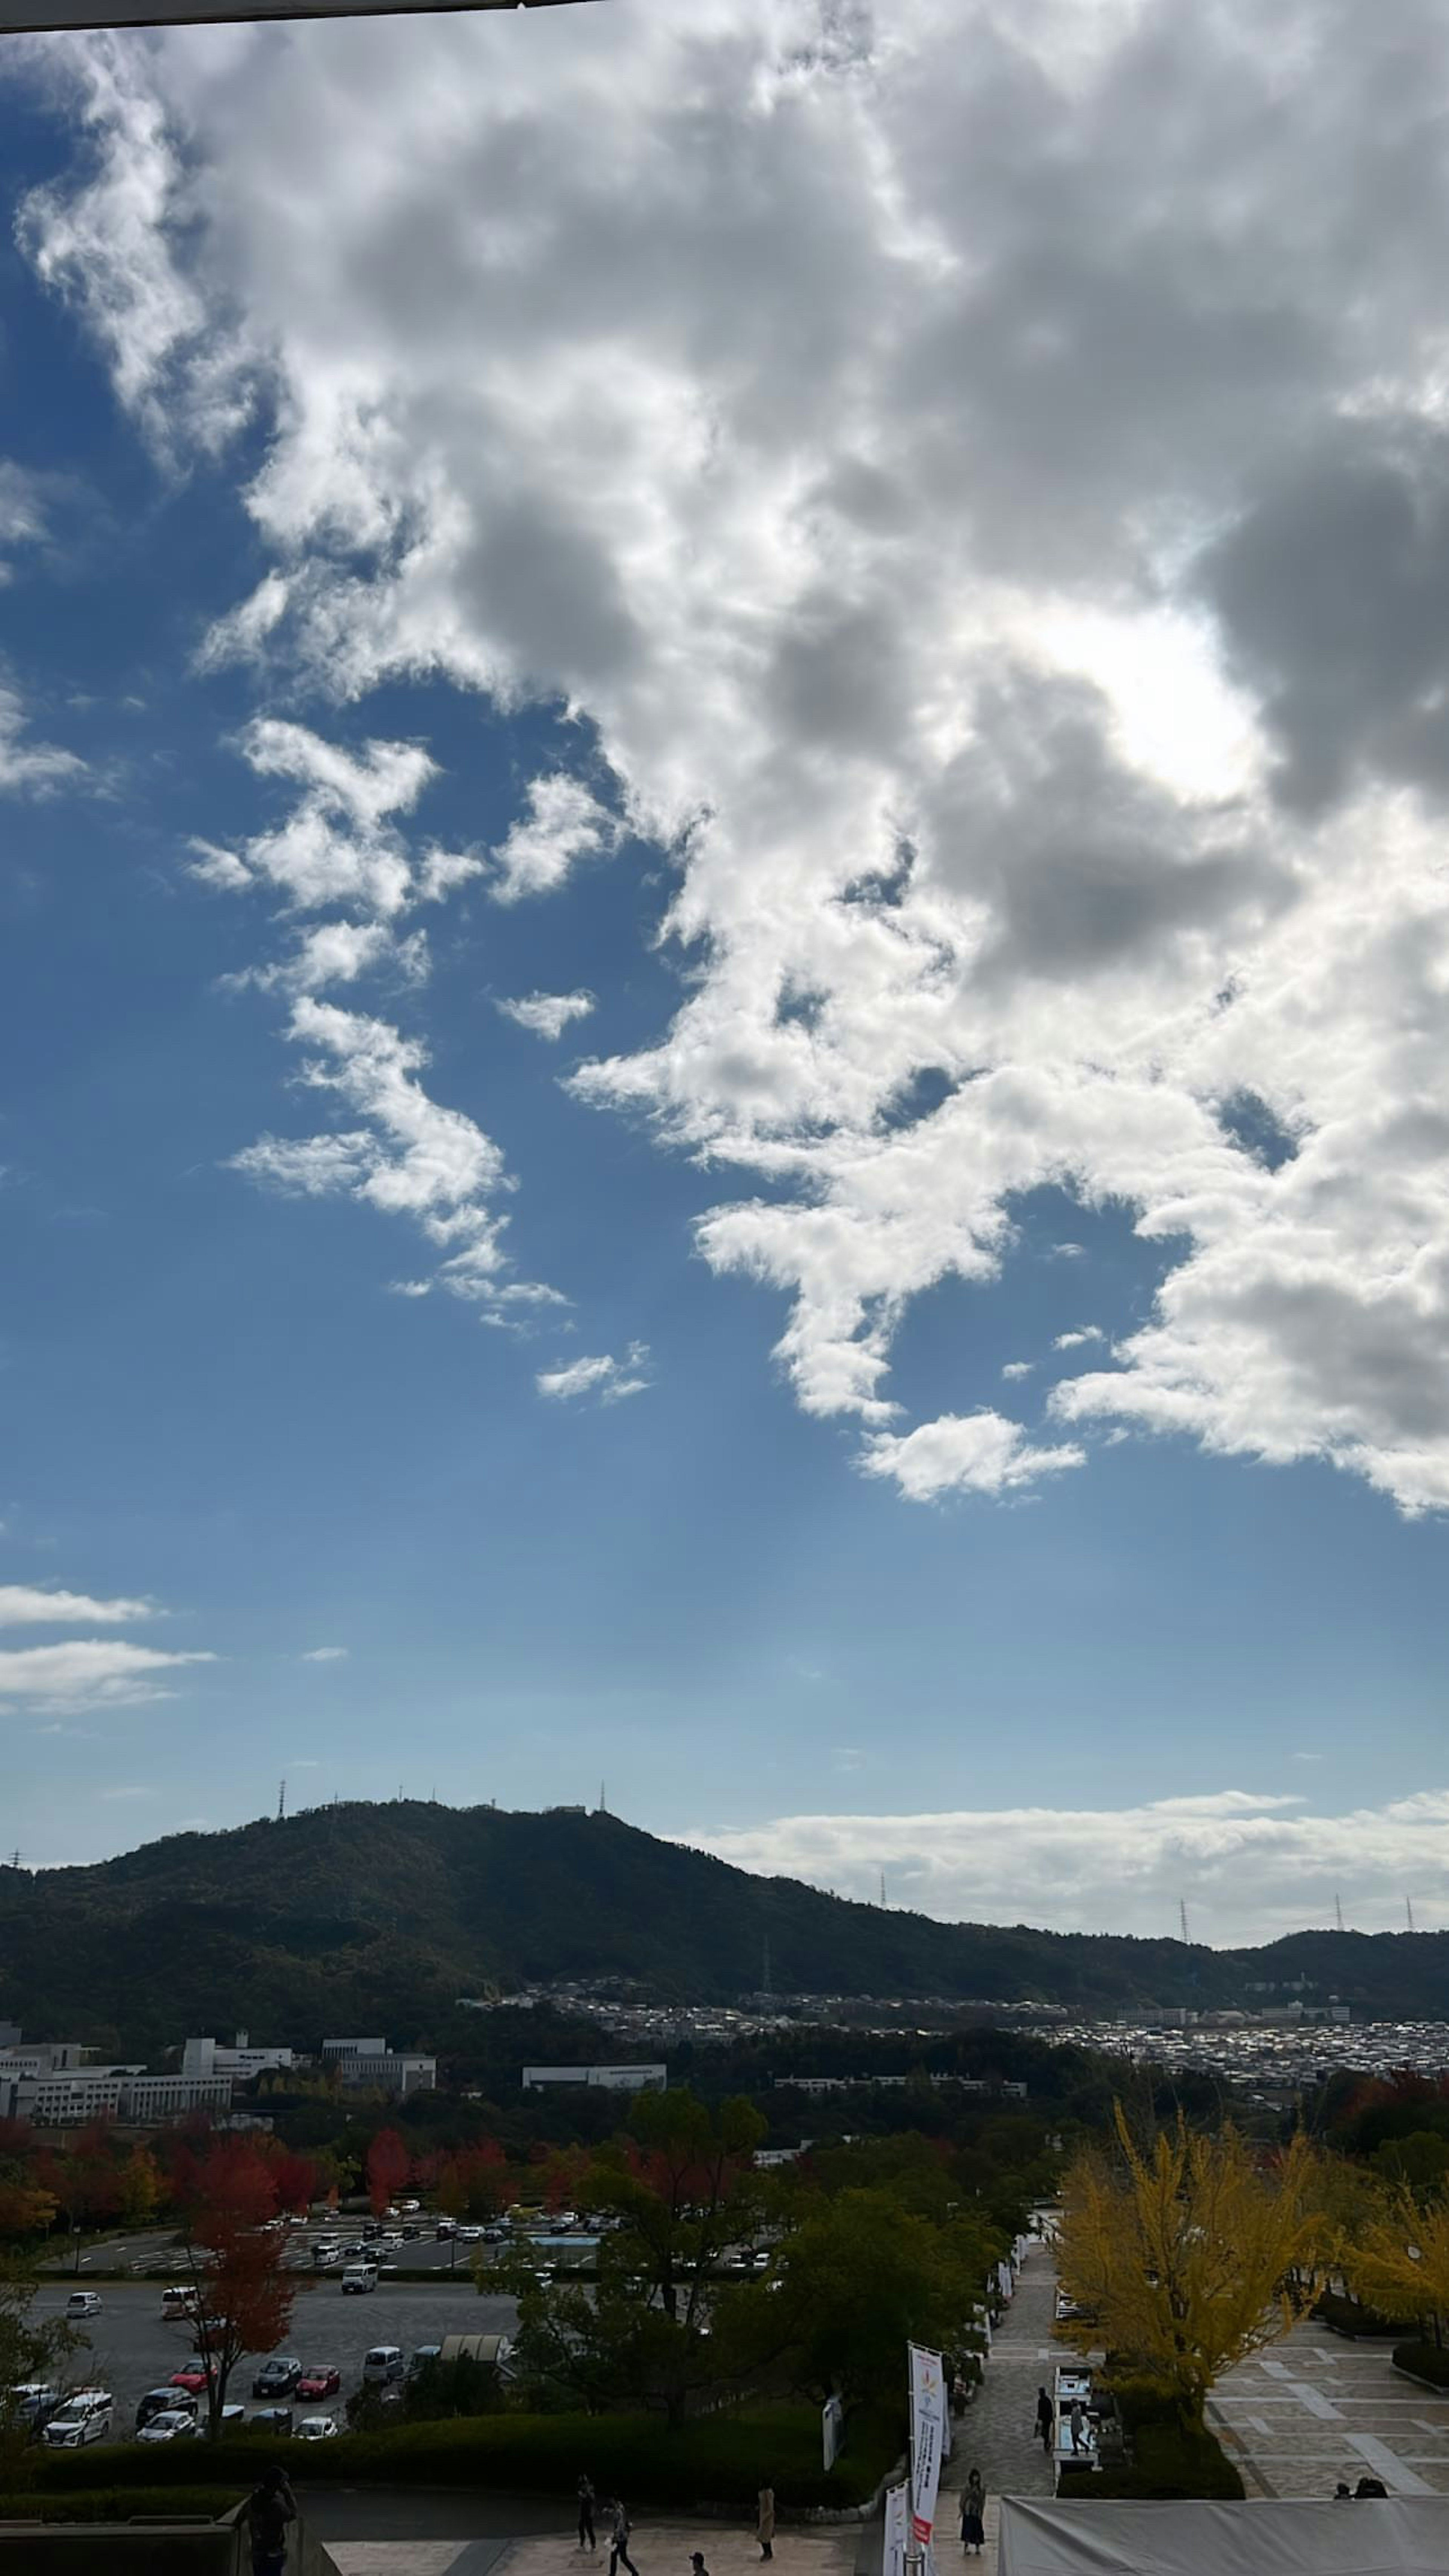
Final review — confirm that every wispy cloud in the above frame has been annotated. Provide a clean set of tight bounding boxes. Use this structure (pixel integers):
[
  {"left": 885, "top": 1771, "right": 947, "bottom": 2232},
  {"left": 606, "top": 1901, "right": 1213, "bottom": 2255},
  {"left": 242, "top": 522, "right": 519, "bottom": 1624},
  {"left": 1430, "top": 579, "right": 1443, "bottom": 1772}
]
[
  {"left": 1054, "top": 1327, "right": 1106, "bottom": 1352},
  {"left": 497, "top": 990, "right": 596, "bottom": 1041},
  {"left": 860, "top": 1410, "right": 1084, "bottom": 1501},
  {"left": 0, "top": 1640, "right": 215, "bottom": 1712},
  {"left": 0, "top": 1585, "right": 156, "bottom": 1628},
  {"left": 1001, "top": 1361, "right": 1034, "bottom": 1381},
  {"left": 301, "top": 1646, "right": 347, "bottom": 1662},
  {"left": 0, "top": 683, "right": 84, "bottom": 796},
  {"left": 686, "top": 1788, "right": 1449, "bottom": 1946},
  {"left": 490, "top": 775, "right": 619, "bottom": 903},
  {"left": 537, "top": 1344, "right": 652, "bottom": 1406}
]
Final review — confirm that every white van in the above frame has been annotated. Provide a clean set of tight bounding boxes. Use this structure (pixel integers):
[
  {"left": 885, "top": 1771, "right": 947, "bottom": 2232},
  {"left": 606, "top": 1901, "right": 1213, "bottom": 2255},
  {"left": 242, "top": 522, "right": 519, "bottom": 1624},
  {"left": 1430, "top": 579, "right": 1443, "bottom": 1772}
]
[
  {"left": 362, "top": 2344, "right": 405, "bottom": 2385},
  {"left": 65, "top": 2291, "right": 103, "bottom": 2320},
  {"left": 43, "top": 2389, "right": 113, "bottom": 2447},
  {"left": 161, "top": 2285, "right": 198, "bottom": 2319},
  {"left": 341, "top": 2263, "right": 377, "bottom": 2295}
]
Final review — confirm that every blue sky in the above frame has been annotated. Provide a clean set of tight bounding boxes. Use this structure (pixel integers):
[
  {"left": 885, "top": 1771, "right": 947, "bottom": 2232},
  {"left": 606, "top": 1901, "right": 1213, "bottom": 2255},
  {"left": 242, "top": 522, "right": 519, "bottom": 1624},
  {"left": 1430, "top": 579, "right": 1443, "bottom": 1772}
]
[{"left": 2, "top": 7, "right": 1448, "bottom": 1944}]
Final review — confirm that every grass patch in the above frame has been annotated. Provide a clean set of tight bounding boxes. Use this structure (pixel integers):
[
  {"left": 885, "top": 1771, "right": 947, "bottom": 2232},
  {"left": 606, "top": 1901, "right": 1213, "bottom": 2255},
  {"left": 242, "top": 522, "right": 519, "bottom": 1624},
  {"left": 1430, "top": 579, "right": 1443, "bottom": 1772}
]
[{"left": 29, "top": 2406, "right": 896, "bottom": 2512}]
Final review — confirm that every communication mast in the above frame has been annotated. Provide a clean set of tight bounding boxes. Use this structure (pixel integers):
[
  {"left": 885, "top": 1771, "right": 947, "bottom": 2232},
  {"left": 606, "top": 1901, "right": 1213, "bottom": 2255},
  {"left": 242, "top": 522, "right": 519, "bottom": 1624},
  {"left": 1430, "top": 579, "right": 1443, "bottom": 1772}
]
[
  {"left": 1407, "top": 1897, "right": 1417, "bottom": 1934},
  {"left": 277, "top": 1779, "right": 286, "bottom": 1822},
  {"left": 1335, "top": 1893, "right": 1345, "bottom": 1932},
  {"left": 1179, "top": 1898, "right": 1190, "bottom": 1945}
]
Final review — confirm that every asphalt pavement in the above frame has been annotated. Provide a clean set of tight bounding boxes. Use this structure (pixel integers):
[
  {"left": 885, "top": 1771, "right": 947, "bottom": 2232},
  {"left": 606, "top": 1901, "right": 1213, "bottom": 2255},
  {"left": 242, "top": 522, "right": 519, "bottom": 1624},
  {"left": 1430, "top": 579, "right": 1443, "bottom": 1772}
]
[{"left": 29, "top": 2277, "right": 520, "bottom": 2433}]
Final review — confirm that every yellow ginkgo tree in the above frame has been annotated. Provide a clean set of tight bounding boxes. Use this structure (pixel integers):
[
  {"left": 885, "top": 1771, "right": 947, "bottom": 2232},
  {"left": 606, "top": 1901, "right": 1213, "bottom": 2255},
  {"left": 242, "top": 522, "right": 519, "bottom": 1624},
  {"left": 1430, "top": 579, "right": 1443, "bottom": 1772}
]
[
  {"left": 1055, "top": 2109, "right": 1322, "bottom": 2422},
  {"left": 1341, "top": 2185, "right": 1449, "bottom": 2345}
]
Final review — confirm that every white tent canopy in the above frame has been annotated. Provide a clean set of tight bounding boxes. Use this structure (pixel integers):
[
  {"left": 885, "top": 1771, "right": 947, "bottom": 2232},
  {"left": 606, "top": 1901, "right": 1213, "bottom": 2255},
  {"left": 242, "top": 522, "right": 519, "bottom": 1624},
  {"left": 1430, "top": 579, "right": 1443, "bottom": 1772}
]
[{"left": 998, "top": 2497, "right": 1449, "bottom": 2576}]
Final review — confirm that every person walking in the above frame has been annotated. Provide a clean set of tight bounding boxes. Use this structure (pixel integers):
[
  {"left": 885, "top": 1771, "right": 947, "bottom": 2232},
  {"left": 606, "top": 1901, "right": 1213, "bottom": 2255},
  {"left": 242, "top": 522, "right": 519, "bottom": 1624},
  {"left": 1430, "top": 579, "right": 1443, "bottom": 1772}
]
[
  {"left": 578, "top": 2474, "right": 598, "bottom": 2551},
  {"left": 959, "top": 2471, "right": 986, "bottom": 2558},
  {"left": 239, "top": 2464, "right": 298, "bottom": 2576},
  {"left": 690, "top": 2555, "right": 711, "bottom": 2576},
  {"left": 756, "top": 2481, "right": 776, "bottom": 2562},
  {"left": 1034, "top": 2387, "right": 1054, "bottom": 2454},
  {"left": 607, "top": 2498, "right": 641, "bottom": 2576},
  {"left": 1068, "top": 2398, "right": 1086, "bottom": 2454}
]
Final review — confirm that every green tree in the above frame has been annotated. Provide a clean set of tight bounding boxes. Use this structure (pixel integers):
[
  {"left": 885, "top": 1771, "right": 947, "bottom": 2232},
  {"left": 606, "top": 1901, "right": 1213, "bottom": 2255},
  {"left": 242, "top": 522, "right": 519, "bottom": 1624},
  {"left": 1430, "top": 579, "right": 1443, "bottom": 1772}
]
[
  {"left": 742, "top": 2187, "right": 995, "bottom": 2418},
  {"left": 0, "top": 2265, "right": 80, "bottom": 2480}
]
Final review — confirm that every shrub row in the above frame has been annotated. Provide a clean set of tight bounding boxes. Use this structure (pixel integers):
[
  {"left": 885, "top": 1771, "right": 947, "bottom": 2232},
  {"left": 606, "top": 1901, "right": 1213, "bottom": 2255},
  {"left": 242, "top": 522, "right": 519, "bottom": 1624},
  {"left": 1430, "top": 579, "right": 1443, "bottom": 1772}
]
[
  {"left": 1057, "top": 2377, "right": 1243, "bottom": 2502},
  {"left": 1393, "top": 2339, "right": 1449, "bottom": 2390},
  {"left": 1312, "top": 2292, "right": 1416, "bottom": 2340},
  {"left": 0, "top": 2488, "right": 245, "bottom": 2524},
  {"left": 32, "top": 2406, "right": 897, "bottom": 2513}
]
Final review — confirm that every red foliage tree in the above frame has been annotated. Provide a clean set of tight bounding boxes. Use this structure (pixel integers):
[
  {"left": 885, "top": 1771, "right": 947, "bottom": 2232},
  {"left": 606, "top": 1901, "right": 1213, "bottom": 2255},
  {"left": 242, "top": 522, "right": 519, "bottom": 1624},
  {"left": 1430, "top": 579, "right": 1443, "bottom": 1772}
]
[
  {"left": 365, "top": 2128, "right": 411, "bottom": 2217},
  {"left": 171, "top": 2140, "right": 297, "bottom": 2435}
]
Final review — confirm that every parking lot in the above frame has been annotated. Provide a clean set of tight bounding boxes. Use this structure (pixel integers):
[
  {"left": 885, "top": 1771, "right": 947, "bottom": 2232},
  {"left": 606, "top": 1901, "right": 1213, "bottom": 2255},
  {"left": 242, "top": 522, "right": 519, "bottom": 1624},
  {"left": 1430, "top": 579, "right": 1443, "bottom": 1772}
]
[{"left": 31, "top": 2277, "right": 520, "bottom": 2436}]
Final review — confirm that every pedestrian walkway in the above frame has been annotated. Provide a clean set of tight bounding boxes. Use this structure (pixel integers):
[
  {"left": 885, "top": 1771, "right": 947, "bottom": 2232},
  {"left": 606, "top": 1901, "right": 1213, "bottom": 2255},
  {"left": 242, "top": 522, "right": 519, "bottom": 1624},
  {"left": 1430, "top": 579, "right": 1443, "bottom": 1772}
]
[
  {"left": 938, "top": 2239, "right": 1057, "bottom": 2573},
  {"left": 1209, "top": 2316, "right": 1449, "bottom": 2499},
  {"left": 485, "top": 2523, "right": 857, "bottom": 2576}
]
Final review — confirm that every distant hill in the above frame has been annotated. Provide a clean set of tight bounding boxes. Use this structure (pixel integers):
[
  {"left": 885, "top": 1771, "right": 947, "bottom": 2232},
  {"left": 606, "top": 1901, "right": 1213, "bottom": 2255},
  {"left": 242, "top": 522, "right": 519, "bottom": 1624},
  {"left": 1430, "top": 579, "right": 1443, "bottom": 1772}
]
[{"left": 0, "top": 1802, "right": 1444, "bottom": 2057}]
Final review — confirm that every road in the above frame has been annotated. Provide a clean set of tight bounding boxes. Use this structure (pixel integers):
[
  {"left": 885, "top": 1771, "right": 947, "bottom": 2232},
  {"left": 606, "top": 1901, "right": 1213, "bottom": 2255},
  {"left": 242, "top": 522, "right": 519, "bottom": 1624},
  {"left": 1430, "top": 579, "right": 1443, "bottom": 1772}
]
[{"left": 30, "top": 2277, "right": 519, "bottom": 2432}]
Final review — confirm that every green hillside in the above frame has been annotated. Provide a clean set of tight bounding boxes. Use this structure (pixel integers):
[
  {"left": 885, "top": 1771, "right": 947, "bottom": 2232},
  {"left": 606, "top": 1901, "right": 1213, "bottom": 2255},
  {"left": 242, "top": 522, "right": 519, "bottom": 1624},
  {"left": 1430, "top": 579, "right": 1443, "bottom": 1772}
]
[{"left": 0, "top": 1801, "right": 1443, "bottom": 2056}]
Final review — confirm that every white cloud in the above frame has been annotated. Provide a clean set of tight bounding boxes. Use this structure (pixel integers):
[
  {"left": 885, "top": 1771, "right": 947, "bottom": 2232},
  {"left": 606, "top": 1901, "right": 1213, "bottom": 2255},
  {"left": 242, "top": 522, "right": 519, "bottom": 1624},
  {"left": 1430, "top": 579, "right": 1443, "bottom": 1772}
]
[
  {"left": 860, "top": 1410, "right": 1085, "bottom": 1501},
  {"left": 25, "top": 0, "right": 1449, "bottom": 1514},
  {"left": 490, "top": 775, "right": 619, "bottom": 903},
  {"left": 0, "top": 1640, "right": 215, "bottom": 1712},
  {"left": 0, "top": 1585, "right": 156, "bottom": 1627},
  {"left": 537, "top": 1343, "right": 651, "bottom": 1404},
  {"left": 687, "top": 1788, "right": 1449, "bottom": 1947},
  {"left": 301, "top": 1645, "right": 347, "bottom": 1661},
  {"left": 1053, "top": 1326, "right": 1106, "bottom": 1352},
  {"left": 497, "top": 990, "right": 596, "bottom": 1041},
  {"left": 1001, "top": 1360, "right": 1034, "bottom": 1381},
  {"left": 0, "top": 685, "right": 84, "bottom": 796}
]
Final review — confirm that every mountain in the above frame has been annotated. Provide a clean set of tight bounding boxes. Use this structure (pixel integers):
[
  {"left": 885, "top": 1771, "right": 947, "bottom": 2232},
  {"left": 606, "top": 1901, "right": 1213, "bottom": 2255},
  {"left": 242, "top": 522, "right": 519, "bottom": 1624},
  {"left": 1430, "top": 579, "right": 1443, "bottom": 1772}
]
[{"left": 0, "top": 1802, "right": 1444, "bottom": 2057}]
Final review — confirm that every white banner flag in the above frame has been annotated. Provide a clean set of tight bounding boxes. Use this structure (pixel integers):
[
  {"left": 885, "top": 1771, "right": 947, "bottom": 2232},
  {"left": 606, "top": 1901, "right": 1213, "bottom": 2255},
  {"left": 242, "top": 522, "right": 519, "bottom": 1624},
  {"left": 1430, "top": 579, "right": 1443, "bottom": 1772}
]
[
  {"left": 909, "top": 2343, "right": 946, "bottom": 2546},
  {"left": 823, "top": 2394, "right": 844, "bottom": 2472},
  {"left": 883, "top": 2479, "right": 909, "bottom": 2576}
]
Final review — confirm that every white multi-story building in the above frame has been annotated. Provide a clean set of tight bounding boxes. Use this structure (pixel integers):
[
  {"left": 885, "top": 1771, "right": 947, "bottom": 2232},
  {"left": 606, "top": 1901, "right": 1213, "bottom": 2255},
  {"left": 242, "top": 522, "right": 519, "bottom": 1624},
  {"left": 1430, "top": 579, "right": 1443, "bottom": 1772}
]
[
  {"left": 522, "top": 2063, "right": 667, "bottom": 2093},
  {"left": 183, "top": 2032, "right": 295, "bottom": 2080},
  {"left": 322, "top": 2038, "right": 436, "bottom": 2097},
  {"left": 0, "top": 2062, "right": 233, "bottom": 2126}
]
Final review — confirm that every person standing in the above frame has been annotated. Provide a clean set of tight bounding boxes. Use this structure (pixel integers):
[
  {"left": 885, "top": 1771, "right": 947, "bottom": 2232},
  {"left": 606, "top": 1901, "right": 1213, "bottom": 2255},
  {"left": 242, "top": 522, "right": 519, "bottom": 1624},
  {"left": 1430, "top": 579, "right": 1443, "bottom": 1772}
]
[
  {"left": 607, "top": 2498, "right": 641, "bottom": 2576},
  {"left": 959, "top": 2472, "right": 986, "bottom": 2558},
  {"left": 1034, "top": 2387, "right": 1054, "bottom": 2454},
  {"left": 578, "top": 2475, "right": 598, "bottom": 2552},
  {"left": 756, "top": 2482, "right": 776, "bottom": 2562},
  {"left": 690, "top": 2556, "right": 711, "bottom": 2576},
  {"left": 239, "top": 2464, "right": 298, "bottom": 2576}
]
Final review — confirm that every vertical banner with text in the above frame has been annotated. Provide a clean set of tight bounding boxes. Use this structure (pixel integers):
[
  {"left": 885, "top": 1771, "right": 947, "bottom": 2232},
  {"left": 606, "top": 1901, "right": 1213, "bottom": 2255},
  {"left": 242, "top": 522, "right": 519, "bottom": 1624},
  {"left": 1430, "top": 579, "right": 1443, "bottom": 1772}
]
[
  {"left": 883, "top": 2479, "right": 909, "bottom": 2576},
  {"left": 908, "top": 2342, "right": 946, "bottom": 2547},
  {"left": 823, "top": 2394, "right": 844, "bottom": 2472}
]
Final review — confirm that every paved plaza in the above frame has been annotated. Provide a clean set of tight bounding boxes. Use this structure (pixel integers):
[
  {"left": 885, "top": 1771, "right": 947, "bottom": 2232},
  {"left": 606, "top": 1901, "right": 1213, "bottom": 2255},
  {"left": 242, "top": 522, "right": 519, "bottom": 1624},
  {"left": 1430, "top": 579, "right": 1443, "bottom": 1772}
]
[
  {"left": 1209, "top": 2317, "right": 1449, "bottom": 2499},
  {"left": 327, "top": 2528, "right": 857, "bottom": 2576}
]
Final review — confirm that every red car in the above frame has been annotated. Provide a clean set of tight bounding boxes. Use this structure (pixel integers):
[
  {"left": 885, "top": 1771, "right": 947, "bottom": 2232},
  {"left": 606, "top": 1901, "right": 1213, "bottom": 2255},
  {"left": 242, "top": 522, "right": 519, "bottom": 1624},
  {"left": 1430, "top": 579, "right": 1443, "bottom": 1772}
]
[
  {"left": 296, "top": 2364, "right": 341, "bottom": 2400},
  {"left": 169, "top": 2359, "right": 215, "bottom": 2395}
]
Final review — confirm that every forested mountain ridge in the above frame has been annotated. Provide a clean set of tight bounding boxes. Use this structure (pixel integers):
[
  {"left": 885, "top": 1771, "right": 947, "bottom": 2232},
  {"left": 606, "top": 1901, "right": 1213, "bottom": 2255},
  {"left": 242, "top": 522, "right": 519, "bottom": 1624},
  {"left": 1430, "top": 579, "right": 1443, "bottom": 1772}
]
[{"left": 0, "top": 1801, "right": 1442, "bottom": 2057}]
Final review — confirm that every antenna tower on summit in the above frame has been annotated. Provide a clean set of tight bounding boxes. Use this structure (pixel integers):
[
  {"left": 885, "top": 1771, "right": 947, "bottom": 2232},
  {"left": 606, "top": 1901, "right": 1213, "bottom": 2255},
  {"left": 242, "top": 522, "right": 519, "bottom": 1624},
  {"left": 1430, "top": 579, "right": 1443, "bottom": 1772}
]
[
  {"left": 1407, "top": 1897, "right": 1417, "bottom": 1934},
  {"left": 1335, "top": 1893, "right": 1345, "bottom": 1932},
  {"left": 1179, "top": 1898, "right": 1190, "bottom": 1945},
  {"left": 277, "top": 1778, "right": 286, "bottom": 1822}
]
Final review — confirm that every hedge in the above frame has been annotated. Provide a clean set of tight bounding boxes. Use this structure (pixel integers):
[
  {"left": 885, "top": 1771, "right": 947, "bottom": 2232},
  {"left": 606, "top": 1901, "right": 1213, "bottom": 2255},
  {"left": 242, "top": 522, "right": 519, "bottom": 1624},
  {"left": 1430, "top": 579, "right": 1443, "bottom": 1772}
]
[
  {"left": 1056, "top": 2378, "right": 1242, "bottom": 2503},
  {"left": 1312, "top": 2292, "right": 1416, "bottom": 2340},
  {"left": 0, "top": 2488, "right": 245, "bottom": 2524},
  {"left": 31, "top": 2406, "right": 898, "bottom": 2513},
  {"left": 1393, "top": 2339, "right": 1449, "bottom": 2390}
]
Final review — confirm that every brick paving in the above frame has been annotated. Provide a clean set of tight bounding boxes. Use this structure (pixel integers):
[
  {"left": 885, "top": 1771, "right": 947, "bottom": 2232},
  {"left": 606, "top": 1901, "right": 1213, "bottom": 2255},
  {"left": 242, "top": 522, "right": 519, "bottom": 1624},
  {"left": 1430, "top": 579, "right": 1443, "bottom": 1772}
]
[
  {"left": 937, "top": 2239, "right": 1057, "bottom": 2573},
  {"left": 1208, "top": 2316, "right": 1449, "bottom": 2499}
]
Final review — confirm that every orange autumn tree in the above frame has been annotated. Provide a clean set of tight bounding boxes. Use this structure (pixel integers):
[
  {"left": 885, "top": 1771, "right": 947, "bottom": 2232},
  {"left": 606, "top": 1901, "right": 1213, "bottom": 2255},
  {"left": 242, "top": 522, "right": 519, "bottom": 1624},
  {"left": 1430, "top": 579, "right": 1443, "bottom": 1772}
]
[
  {"left": 1056, "top": 2109, "right": 1320, "bottom": 2423},
  {"left": 365, "top": 2127, "right": 411, "bottom": 2217},
  {"left": 171, "top": 2137, "right": 297, "bottom": 2437}
]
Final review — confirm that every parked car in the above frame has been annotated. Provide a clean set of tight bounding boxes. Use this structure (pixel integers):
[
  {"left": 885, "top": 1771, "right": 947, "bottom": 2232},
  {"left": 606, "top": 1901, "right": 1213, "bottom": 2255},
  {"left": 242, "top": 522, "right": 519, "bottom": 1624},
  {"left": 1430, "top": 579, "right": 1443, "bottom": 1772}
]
[
  {"left": 169, "top": 2360, "right": 215, "bottom": 2396},
  {"left": 341, "top": 2242, "right": 369, "bottom": 2259},
  {"left": 295, "top": 2414, "right": 340, "bottom": 2441},
  {"left": 42, "top": 2390, "right": 113, "bottom": 2448},
  {"left": 136, "top": 2409, "right": 201, "bottom": 2445},
  {"left": 252, "top": 2358, "right": 301, "bottom": 2399},
  {"left": 65, "top": 2291, "right": 103, "bottom": 2320},
  {"left": 219, "top": 2404, "right": 246, "bottom": 2431},
  {"left": 248, "top": 2405, "right": 293, "bottom": 2437},
  {"left": 296, "top": 2364, "right": 341, "bottom": 2400},
  {"left": 435, "top": 2220, "right": 458, "bottom": 2239},
  {"left": 362, "top": 2344, "right": 405, "bottom": 2385},
  {"left": 137, "top": 2386, "right": 196, "bottom": 2431},
  {"left": 398, "top": 2199, "right": 420, "bottom": 2214},
  {"left": 9, "top": 2382, "right": 63, "bottom": 2432},
  {"left": 160, "top": 2285, "right": 198, "bottom": 2319},
  {"left": 457, "top": 2226, "right": 483, "bottom": 2244},
  {"left": 481, "top": 2225, "right": 506, "bottom": 2243},
  {"left": 341, "top": 2264, "right": 377, "bottom": 2294},
  {"left": 408, "top": 2344, "right": 442, "bottom": 2376}
]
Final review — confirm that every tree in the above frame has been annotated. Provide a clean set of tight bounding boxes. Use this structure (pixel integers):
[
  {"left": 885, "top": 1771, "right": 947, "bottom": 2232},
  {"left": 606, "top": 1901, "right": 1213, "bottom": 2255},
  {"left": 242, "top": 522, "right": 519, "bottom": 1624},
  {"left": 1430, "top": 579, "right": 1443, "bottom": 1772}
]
[
  {"left": 170, "top": 2139, "right": 297, "bottom": 2436},
  {"left": 118, "top": 2146, "right": 163, "bottom": 2228},
  {"left": 734, "top": 2187, "right": 996, "bottom": 2419},
  {"left": 0, "top": 2264, "right": 81, "bottom": 2479},
  {"left": 366, "top": 2127, "right": 411, "bottom": 2217},
  {"left": 1055, "top": 2111, "right": 1320, "bottom": 2423},
  {"left": 1342, "top": 2183, "right": 1449, "bottom": 2345},
  {"left": 589, "top": 2090, "right": 766, "bottom": 2328}
]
